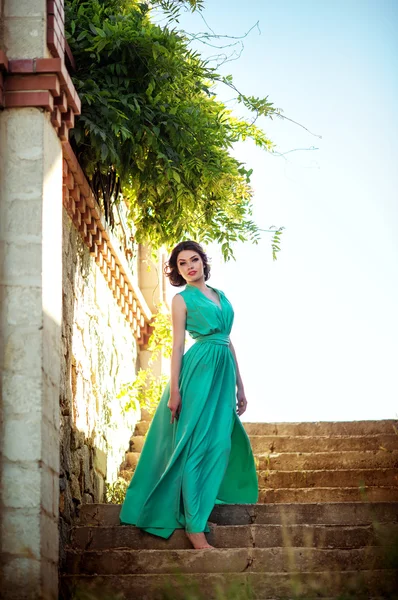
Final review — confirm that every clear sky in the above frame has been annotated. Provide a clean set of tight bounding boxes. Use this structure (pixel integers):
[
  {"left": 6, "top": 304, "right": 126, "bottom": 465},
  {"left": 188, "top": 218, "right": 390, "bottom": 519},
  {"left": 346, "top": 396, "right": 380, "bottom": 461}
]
[{"left": 167, "top": 0, "right": 398, "bottom": 422}]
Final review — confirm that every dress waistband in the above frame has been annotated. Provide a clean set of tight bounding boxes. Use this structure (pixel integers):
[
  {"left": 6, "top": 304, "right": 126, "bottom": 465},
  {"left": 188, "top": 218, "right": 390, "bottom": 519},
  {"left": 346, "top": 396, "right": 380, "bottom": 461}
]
[{"left": 194, "top": 333, "right": 230, "bottom": 346}]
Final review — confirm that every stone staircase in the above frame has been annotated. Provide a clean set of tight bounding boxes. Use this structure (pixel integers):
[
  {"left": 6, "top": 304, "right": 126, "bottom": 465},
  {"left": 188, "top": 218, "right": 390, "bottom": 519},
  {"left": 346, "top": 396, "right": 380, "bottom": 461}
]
[{"left": 61, "top": 419, "right": 398, "bottom": 599}]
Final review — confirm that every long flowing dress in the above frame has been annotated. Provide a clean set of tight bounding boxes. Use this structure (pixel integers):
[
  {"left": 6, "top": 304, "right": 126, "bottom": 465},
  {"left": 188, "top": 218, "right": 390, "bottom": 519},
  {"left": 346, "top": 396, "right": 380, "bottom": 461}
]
[{"left": 120, "top": 283, "right": 258, "bottom": 538}]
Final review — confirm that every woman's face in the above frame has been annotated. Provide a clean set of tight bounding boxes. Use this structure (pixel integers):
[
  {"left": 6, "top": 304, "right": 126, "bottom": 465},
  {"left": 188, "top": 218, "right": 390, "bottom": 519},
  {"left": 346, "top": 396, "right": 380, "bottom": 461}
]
[{"left": 176, "top": 250, "right": 204, "bottom": 284}]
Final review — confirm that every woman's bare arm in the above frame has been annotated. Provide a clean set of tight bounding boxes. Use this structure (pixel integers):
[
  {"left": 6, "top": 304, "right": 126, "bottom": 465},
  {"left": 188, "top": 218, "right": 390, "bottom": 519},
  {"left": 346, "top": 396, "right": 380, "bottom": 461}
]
[
  {"left": 229, "top": 340, "right": 244, "bottom": 391},
  {"left": 230, "top": 340, "right": 247, "bottom": 416},
  {"left": 168, "top": 294, "right": 186, "bottom": 423}
]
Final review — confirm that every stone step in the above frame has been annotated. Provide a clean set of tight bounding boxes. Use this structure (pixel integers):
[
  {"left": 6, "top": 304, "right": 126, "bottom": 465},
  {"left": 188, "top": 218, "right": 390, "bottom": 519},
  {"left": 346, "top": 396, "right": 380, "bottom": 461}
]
[
  {"left": 125, "top": 451, "right": 140, "bottom": 468},
  {"left": 256, "top": 450, "right": 398, "bottom": 471},
  {"left": 244, "top": 420, "right": 398, "bottom": 437},
  {"left": 130, "top": 435, "right": 145, "bottom": 452},
  {"left": 257, "top": 468, "right": 398, "bottom": 488},
  {"left": 210, "top": 501, "right": 398, "bottom": 526},
  {"left": 65, "top": 546, "right": 390, "bottom": 575},
  {"left": 60, "top": 569, "right": 398, "bottom": 599},
  {"left": 78, "top": 502, "right": 398, "bottom": 527},
  {"left": 249, "top": 433, "right": 398, "bottom": 453},
  {"left": 125, "top": 449, "right": 398, "bottom": 472},
  {"left": 140, "top": 408, "right": 153, "bottom": 422},
  {"left": 133, "top": 420, "right": 150, "bottom": 436},
  {"left": 258, "top": 487, "right": 398, "bottom": 503},
  {"left": 132, "top": 421, "right": 398, "bottom": 439},
  {"left": 119, "top": 468, "right": 134, "bottom": 482},
  {"left": 130, "top": 433, "right": 398, "bottom": 454},
  {"left": 114, "top": 484, "right": 398, "bottom": 504},
  {"left": 70, "top": 522, "right": 398, "bottom": 551}
]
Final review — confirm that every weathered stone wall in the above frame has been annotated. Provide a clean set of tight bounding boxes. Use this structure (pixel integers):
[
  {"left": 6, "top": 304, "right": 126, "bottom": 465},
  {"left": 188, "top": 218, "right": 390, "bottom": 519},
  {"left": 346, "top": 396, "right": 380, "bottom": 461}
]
[{"left": 59, "top": 209, "right": 140, "bottom": 560}]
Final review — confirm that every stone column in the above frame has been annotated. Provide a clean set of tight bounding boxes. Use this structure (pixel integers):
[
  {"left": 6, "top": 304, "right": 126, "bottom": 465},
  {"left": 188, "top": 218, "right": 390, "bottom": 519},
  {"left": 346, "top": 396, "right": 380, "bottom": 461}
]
[
  {"left": 0, "top": 2, "right": 63, "bottom": 598},
  {"left": 138, "top": 245, "right": 167, "bottom": 314},
  {"left": 138, "top": 245, "right": 168, "bottom": 375}
]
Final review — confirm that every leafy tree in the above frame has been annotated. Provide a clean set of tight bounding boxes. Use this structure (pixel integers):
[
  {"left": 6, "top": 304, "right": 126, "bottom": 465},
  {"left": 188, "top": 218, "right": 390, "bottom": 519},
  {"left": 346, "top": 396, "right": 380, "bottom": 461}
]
[{"left": 65, "top": 0, "right": 279, "bottom": 259}]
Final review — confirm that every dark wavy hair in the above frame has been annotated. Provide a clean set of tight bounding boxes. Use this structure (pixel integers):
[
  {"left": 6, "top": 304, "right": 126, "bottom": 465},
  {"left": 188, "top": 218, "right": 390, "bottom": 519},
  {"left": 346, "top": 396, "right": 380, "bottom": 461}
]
[{"left": 164, "top": 241, "right": 211, "bottom": 287}]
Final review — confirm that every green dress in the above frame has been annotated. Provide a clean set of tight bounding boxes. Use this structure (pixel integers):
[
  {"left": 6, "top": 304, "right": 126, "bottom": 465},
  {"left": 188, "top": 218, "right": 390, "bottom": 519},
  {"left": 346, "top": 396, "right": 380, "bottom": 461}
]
[{"left": 120, "top": 284, "right": 258, "bottom": 538}]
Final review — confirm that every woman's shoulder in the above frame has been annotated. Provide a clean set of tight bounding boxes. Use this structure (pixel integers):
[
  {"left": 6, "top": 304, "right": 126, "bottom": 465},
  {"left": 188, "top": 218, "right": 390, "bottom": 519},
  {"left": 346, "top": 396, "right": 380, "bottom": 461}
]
[
  {"left": 173, "top": 288, "right": 196, "bottom": 309},
  {"left": 173, "top": 288, "right": 196, "bottom": 316},
  {"left": 172, "top": 291, "right": 187, "bottom": 305}
]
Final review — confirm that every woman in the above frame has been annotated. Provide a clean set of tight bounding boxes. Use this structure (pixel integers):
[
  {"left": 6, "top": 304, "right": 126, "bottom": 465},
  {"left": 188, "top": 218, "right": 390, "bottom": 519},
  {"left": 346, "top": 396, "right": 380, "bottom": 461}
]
[{"left": 120, "top": 241, "right": 258, "bottom": 549}]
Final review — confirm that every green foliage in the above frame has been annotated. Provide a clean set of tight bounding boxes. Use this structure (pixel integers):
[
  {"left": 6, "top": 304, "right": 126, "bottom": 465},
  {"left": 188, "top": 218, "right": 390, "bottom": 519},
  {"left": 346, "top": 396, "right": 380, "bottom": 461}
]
[
  {"left": 153, "top": 0, "right": 205, "bottom": 23},
  {"left": 270, "top": 226, "right": 284, "bottom": 261},
  {"left": 65, "top": 0, "right": 277, "bottom": 260},
  {"left": 119, "top": 368, "right": 169, "bottom": 415},
  {"left": 105, "top": 477, "right": 128, "bottom": 504},
  {"left": 117, "top": 306, "right": 171, "bottom": 415},
  {"left": 147, "top": 307, "right": 173, "bottom": 360}
]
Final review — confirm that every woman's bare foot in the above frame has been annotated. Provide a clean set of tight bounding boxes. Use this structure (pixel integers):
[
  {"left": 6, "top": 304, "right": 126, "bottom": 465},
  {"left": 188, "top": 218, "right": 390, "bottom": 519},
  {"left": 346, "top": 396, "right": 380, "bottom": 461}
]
[{"left": 186, "top": 531, "right": 214, "bottom": 550}]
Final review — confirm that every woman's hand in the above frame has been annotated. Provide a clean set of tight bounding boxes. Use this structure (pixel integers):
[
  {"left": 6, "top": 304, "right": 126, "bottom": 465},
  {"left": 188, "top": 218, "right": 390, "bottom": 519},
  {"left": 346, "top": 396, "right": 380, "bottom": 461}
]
[
  {"left": 236, "top": 387, "right": 247, "bottom": 416},
  {"left": 167, "top": 391, "right": 182, "bottom": 424}
]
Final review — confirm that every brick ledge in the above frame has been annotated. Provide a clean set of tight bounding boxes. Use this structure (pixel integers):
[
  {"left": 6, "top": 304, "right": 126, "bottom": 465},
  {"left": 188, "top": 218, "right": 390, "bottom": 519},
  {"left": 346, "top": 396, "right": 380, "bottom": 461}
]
[{"left": 0, "top": 56, "right": 80, "bottom": 144}]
